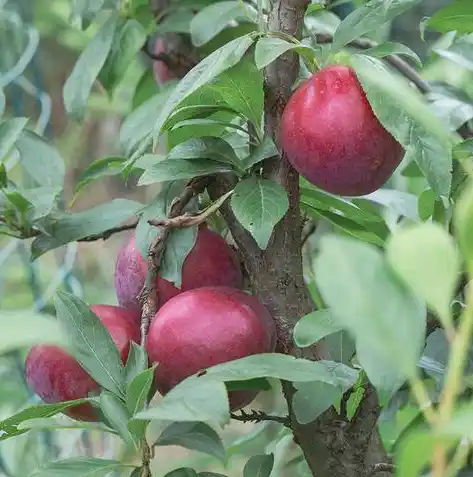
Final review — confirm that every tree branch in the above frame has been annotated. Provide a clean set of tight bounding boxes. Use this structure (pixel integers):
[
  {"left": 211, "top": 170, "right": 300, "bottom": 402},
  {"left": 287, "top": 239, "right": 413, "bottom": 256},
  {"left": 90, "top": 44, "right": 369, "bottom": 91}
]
[{"left": 230, "top": 409, "right": 291, "bottom": 428}]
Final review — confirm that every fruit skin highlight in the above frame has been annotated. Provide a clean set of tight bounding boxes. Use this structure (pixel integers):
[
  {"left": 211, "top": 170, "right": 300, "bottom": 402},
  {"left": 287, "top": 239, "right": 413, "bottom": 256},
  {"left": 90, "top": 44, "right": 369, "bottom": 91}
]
[
  {"left": 280, "top": 65, "right": 404, "bottom": 197},
  {"left": 145, "top": 286, "right": 276, "bottom": 410},
  {"left": 114, "top": 224, "right": 244, "bottom": 315},
  {"left": 25, "top": 305, "right": 140, "bottom": 422}
]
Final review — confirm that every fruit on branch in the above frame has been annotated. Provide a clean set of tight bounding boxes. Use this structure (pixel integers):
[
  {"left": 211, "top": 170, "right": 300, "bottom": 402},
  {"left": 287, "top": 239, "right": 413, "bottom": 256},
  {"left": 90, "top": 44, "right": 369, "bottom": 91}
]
[
  {"left": 153, "top": 37, "right": 175, "bottom": 85},
  {"left": 280, "top": 65, "right": 404, "bottom": 196},
  {"left": 114, "top": 224, "right": 244, "bottom": 316},
  {"left": 146, "top": 286, "right": 276, "bottom": 410},
  {"left": 25, "top": 305, "right": 140, "bottom": 422}
]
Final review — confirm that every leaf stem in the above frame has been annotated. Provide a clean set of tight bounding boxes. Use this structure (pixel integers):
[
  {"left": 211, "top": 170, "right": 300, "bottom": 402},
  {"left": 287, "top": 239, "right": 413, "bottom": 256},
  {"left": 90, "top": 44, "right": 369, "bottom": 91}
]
[{"left": 408, "top": 375, "right": 437, "bottom": 426}]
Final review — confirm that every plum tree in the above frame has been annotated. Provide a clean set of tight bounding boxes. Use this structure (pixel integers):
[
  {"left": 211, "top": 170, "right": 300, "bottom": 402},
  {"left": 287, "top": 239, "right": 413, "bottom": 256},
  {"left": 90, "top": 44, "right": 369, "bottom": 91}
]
[
  {"left": 153, "top": 37, "right": 175, "bottom": 85},
  {"left": 24, "top": 305, "right": 140, "bottom": 421},
  {"left": 145, "top": 286, "right": 276, "bottom": 410},
  {"left": 280, "top": 65, "right": 404, "bottom": 196},
  {"left": 114, "top": 224, "right": 244, "bottom": 314}
]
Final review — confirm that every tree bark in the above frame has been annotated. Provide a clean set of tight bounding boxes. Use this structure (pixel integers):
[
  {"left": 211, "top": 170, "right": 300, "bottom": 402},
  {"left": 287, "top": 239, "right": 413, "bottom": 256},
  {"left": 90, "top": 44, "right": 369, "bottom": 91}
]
[{"left": 210, "top": 0, "right": 392, "bottom": 474}]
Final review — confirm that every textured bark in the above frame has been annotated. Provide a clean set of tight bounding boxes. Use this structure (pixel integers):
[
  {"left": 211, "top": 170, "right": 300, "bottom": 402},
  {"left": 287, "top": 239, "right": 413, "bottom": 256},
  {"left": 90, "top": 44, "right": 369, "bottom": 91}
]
[{"left": 210, "top": 0, "right": 391, "bottom": 474}]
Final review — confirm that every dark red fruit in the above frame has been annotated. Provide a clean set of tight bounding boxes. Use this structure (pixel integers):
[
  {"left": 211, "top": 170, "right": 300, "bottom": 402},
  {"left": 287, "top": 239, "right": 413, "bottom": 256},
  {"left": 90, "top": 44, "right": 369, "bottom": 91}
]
[
  {"left": 153, "top": 37, "right": 175, "bottom": 85},
  {"left": 25, "top": 305, "right": 140, "bottom": 422},
  {"left": 114, "top": 224, "right": 244, "bottom": 315},
  {"left": 280, "top": 65, "right": 404, "bottom": 196},
  {"left": 145, "top": 286, "right": 276, "bottom": 411}
]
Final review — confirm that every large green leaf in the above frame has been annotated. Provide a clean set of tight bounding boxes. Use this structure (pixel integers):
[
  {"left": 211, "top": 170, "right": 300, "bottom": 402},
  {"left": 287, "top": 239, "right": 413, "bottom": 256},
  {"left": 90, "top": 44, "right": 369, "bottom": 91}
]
[
  {"left": 428, "top": 0, "right": 473, "bottom": 34},
  {"left": 190, "top": 1, "right": 257, "bottom": 47},
  {"left": 63, "top": 11, "right": 118, "bottom": 120},
  {"left": 54, "top": 292, "right": 126, "bottom": 398},
  {"left": 332, "top": 0, "right": 421, "bottom": 51},
  {"left": 152, "top": 34, "right": 255, "bottom": 141},
  {"left": 351, "top": 54, "right": 452, "bottom": 197},
  {"left": 16, "top": 130, "right": 65, "bottom": 188},
  {"left": 434, "top": 34, "right": 473, "bottom": 72},
  {"left": 0, "top": 311, "right": 66, "bottom": 355},
  {"left": 231, "top": 177, "right": 289, "bottom": 249},
  {"left": 135, "top": 380, "right": 230, "bottom": 425},
  {"left": 100, "top": 391, "right": 137, "bottom": 446},
  {"left": 31, "top": 199, "right": 142, "bottom": 258},
  {"left": 199, "top": 354, "right": 358, "bottom": 389},
  {"left": 0, "top": 117, "right": 28, "bottom": 161},
  {"left": 314, "top": 236, "right": 426, "bottom": 403},
  {"left": 154, "top": 422, "right": 226, "bottom": 463},
  {"left": 207, "top": 56, "right": 264, "bottom": 130},
  {"left": 243, "top": 454, "right": 274, "bottom": 477},
  {"left": 293, "top": 309, "right": 343, "bottom": 348},
  {"left": 0, "top": 400, "right": 92, "bottom": 441},
  {"left": 386, "top": 223, "right": 460, "bottom": 331},
  {"left": 28, "top": 457, "right": 132, "bottom": 477}
]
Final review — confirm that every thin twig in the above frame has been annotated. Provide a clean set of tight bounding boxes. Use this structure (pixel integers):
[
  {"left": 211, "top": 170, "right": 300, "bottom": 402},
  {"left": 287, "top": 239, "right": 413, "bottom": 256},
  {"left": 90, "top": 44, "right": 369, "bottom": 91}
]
[
  {"left": 230, "top": 409, "right": 291, "bottom": 428},
  {"left": 148, "top": 189, "right": 234, "bottom": 229},
  {"left": 366, "top": 462, "right": 395, "bottom": 476},
  {"left": 0, "top": 218, "right": 138, "bottom": 242},
  {"left": 138, "top": 176, "right": 211, "bottom": 346}
]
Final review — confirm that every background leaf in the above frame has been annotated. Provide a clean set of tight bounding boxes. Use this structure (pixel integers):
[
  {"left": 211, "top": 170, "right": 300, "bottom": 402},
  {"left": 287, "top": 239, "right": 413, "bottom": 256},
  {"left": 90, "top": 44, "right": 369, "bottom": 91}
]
[
  {"left": 28, "top": 457, "right": 131, "bottom": 477},
  {"left": 386, "top": 223, "right": 460, "bottom": 329},
  {"left": 231, "top": 177, "right": 289, "bottom": 249},
  {"left": 293, "top": 310, "right": 343, "bottom": 348},
  {"left": 54, "top": 292, "right": 125, "bottom": 398},
  {"left": 190, "top": 1, "right": 256, "bottom": 47},
  {"left": 154, "top": 422, "right": 226, "bottom": 463},
  {"left": 63, "top": 12, "right": 118, "bottom": 120},
  {"left": 243, "top": 454, "right": 274, "bottom": 477},
  {"left": 314, "top": 236, "right": 426, "bottom": 402},
  {"left": 428, "top": 0, "right": 473, "bottom": 34}
]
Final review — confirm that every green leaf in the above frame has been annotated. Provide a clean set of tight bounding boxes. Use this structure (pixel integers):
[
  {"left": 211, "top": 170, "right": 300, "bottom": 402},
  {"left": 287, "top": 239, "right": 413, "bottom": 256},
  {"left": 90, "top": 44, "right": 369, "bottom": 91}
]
[
  {"left": 16, "top": 417, "right": 116, "bottom": 434},
  {"left": 200, "top": 353, "right": 358, "bottom": 389},
  {"left": 190, "top": 1, "right": 256, "bottom": 46},
  {"left": 0, "top": 311, "right": 66, "bottom": 355},
  {"left": 453, "top": 138, "right": 473, "bottom": 162},
  {"left": 293, "top": 310, "right": 343, "bottom": 348},
  {"left": 332, "top": 0, "right": 421, "bottom": 51},
  {"left": 0, "top": 117, "right": 28, "bottom": 161},
  {"left": 292, "top": 382, "right": 343, "bottom": 424},
  {"left": 386, "top": 223, "right": 460, "bottom": 330},
  {"left": 208, "top": 56, "right": 264, "bottom": 130},
  {"left": 138, "top": 157, "right": 234, "bottom": 185},
  {"left": 0, "top": 400, "right": 92, "bottom": 441},
  {"left": 433, "top": 34, "right": 473, "bottom": 72},
  {"left": 164, "top": 469, "right": 198, "bottom": 477},
  {"left": 124, "top": 342, "right": 149, "bottom": 387},
  {"left": 243, "top": 454, "right": 274, "bottom": 477},
  {"left": 346, "top": 386, "right": 365, "bottom": 421},
  {"left": 100, "top": 391, "right": 137, "bottom": 447},
  {"left": 362, "top": 41, "right": 421, "bottom": 66},
  {"left": 242, "top": 136, "right": 278, "bottom": 169},
  {"left": 254, "top": 37, "right": 316, "bottom": 70},
  {"left": 16, "top": 130, "right": 65, "bottom": 188},
  {"left": 166, "top": 137, "right": 242, "bottom": 169},
  {"left": 314, "top": 236, "right": 426, "bottom": 402},
  {"left": 54, "top": 292, "right": 126, "bottom": 398},
  {"left": 154, "top": 422, "right": 226, "bottom": 463},
  {"left": 100, "top": 19, "right": 146, "bottom": 92},
  {"left": 28, "top": 457, "right": 131, "bottom": 477},
  {"left": 428, "top": 0, "right": 473, "bottom": 34},
  {"left": 152, "top": 34, "right": 255, "bottom": 140},
  {"left": 396, "top": 431, "right": 456, "bottom": 477},
  {"left": 31, "top": 199, "right": 142, "bottom": 258},
  {"left": 418, "top": 189, "right": 435, "bottom": 221},
  {"left": 120, "top": 87, "right": 173, "bottom": 156},
  {"left": 74, "top": 156, "right": 127, "bottom": 196},
  {"left": 63, "top": 12, "right": 118, "bottom": 120},
  {"left": 0, "top": 163, "right": 6, "bottom": 187},
  {"left": 351, "top": 54, "right": 452, "bottom": 197},
  {"left": 135, "top": 380, "right": 230, "bottom": 425},
  {"left": 155, "top": 10, "right": 194, "bottom": 33},
  {"left": 231, "top": 177, "right": 289, "bottom": 249},
  {"left": 455, "top": 180, "right": 473, "bottom": 273},
  {"left": 126, "top": 367, "right": 155, "bottom": 415}
]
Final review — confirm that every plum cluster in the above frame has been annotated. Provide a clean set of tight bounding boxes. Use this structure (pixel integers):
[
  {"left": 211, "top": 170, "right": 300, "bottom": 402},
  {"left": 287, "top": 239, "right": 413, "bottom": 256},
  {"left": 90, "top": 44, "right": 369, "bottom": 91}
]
[{"left": 25, "top": 224, "right": 276, "bottom": 421}]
